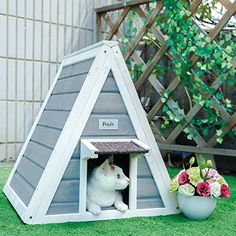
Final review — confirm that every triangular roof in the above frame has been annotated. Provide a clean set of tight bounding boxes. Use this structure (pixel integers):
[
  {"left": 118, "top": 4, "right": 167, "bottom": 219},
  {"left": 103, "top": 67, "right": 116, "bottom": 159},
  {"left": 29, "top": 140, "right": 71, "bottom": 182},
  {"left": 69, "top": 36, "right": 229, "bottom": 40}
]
[{"left": 4, "top": 41, "right": 178, "bottom": 224}]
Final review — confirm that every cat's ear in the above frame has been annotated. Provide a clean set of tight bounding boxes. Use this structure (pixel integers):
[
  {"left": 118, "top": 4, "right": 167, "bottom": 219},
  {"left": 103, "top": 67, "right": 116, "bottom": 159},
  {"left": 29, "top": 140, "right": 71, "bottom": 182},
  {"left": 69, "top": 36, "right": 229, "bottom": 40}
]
[
  {"left": 100, "top": 159, "right": 110, "bottom": 172},
  {"left": 100, "top": 159, "right": 114, "bottom": 173},
  {"left": 108, "top": 155, "right": 114, "bottom": 164}
]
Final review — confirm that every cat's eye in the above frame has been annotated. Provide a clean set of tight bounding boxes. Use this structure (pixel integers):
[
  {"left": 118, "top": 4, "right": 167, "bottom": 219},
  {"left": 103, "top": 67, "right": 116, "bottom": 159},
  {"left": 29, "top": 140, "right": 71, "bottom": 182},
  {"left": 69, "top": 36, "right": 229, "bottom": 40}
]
[{"left": 117, "top": 174, "right": 120, "bottom": 179}]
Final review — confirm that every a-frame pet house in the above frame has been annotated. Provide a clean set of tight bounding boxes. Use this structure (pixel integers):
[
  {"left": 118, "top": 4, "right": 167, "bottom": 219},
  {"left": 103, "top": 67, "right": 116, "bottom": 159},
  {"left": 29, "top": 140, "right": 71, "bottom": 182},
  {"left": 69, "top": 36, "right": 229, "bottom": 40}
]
[{"left": 4, "top": 41, "right": 179, "bottom": 224}]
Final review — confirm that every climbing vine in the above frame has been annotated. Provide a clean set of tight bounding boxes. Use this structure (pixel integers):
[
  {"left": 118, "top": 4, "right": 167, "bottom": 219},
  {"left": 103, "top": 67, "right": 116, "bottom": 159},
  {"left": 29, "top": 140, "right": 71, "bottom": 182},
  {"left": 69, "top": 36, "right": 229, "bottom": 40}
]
[{"left": 122, "top": 0, "right": 236, "bottom": 143}]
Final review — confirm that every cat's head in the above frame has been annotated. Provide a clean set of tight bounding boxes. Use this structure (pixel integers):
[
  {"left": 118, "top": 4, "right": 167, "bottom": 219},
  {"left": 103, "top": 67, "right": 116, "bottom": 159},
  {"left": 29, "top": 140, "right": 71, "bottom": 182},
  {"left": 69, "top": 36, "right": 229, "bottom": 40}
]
[{"left": 94, "top": 159, "right": 129, "bottom": 191}]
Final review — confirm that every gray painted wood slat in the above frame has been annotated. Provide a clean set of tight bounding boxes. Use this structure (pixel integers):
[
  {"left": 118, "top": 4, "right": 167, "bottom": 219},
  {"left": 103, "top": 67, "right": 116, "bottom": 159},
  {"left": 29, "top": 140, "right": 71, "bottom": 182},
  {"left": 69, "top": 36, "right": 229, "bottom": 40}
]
[
  {"left": 59, "top": 58, "right": 94, "bottom": 79},
  {"left": 137, "top": 178, "right": 160, "bottom": 198},
  {"left": 72, "top": 143, "right": 80, "bottom": 159},
  {"left": 31, "top": 125, "right": 61, "bottom": 149},
  {"left": 16, "top": 156, "right": 44, "bottom": 188},
  {"left": 83, "top": 114, "right": 136, "bottom": 136},
  {"left": 137, "top": 198, "right": 164, "bottom": 209},
  {"left": 92, "top": 93, "right": 127, "bottom": 114},
  {"left": 24, "top": 141, "right": 52, "bottom": 168},
  {"left": 137, "top": 157, "right": 152, "bottom": 177},
  {"left": 63, "top": 159, "right": 80, "bottom": 180},
  {"left": 10, "top": 172, "right": 35, "bottom": 206},
  {"left": 45, "top": 93, "right": 78, "bottom": 111},
  {"left": 52, "top": 74, "right": 86, "bottom": 94},
  {"left": 51, "top": 180, "right": 79, "bottom": 203},
  {"left": 38, "top": 110, "right": 70, "bottom": 130},
  {"left": 47, "top": 202, "right": 79, "bottom": 215},
  {"left": 101, "top": 76, "right": 119, "bottom": 92}
]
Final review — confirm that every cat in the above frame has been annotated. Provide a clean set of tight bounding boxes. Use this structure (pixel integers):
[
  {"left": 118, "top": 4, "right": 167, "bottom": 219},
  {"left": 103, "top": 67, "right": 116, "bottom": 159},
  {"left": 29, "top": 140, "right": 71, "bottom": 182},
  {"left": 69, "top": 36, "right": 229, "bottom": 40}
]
[{"left": 86, "top": 159, "right": 129, "bottom": 215}]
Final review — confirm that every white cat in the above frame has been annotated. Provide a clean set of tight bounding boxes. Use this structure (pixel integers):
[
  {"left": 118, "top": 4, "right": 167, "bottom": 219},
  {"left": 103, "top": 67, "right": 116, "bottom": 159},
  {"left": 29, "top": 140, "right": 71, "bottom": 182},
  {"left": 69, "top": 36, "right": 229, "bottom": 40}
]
[{"left": 87, "top": 159, "right": 129, "bottom": 215}]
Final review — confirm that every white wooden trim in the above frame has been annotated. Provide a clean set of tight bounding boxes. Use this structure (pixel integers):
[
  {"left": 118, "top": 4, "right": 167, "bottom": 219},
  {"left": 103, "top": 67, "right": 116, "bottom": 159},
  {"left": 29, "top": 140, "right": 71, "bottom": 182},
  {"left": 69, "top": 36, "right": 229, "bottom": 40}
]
[
  {"left": 31, "top": 45, "right": 113, "bottom": 224},
  {"left": 79, "top": 158, "right": 87, "bottom": 213},
  {"left": 3, "top": 185, "right": 27, "bottom": 221},
  {"left": 129, "top": 156, "right": 137, "bottom": 210},
  {"left": 110, "top": 46, "right": 179, "bottom": 214},
  {"left": 3, "top": 61, "right": 65, "bottom": 189},
  {"left": 132, "top": 139, "right": 151, "bottom": 153},
  {"left": 63, "top": 48, "right": 98, "bottom": 67},
  {"left": 36, "top": 207, "right": 177, "bottom": 224},
  {"left": 63, "top": 40, "right": 118, "bottom": 59},
  {"left": 81, "top": 139, "right": 98, "bottom": 160}
]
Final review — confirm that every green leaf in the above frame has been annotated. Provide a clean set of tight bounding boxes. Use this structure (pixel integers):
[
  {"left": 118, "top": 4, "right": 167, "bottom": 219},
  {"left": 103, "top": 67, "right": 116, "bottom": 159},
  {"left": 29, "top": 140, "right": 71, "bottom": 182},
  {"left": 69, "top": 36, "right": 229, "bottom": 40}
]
[
  {"left": 201, "top": 64, "right": 207, "bottom": 71},
  {"left": 225, "top": 34, "right": 232, "bottom": 42},
  {"left": 183, "top": 128, "right": 189, "bottom": 134},
  {"left": 215, "top": 93, "right": 223, "bottom": 100},
  {"left": 176, "top": 62, "right": 181, "bottom": 68},
  {"left": 167, "top": 39, "right": 174, "bottom": 46},
  {"left": 170, "top": 48, "right": 177, "bottom": 55},
  {"left": 134, "top": 64, "right": 142, "bottom": 71},
  {"left": 198, "top": 154, "right": 206, "bottom": 170},
  {"left": 202, "top": 128, "right": 209, "bottom": 137},
  {"left": 187, "top": 134, "right": 193, "bottom": 140},
  {"left": 216, "top": 129, "right": 223, "bottom": 136},
  {"left": 216, "top": 137, "right": 223, "bottom": 144},
  {"left": 196, "top": 62, "right": 202, "bottom": 67},
  {"left": 196, "top": 71, "right": 203, "bottom": 76},
  {"left": 164, "top": 120, "right": 170, "bottom": 125},
  {"left": 161, "top": 97, "right": 166, "bottom": 103}
]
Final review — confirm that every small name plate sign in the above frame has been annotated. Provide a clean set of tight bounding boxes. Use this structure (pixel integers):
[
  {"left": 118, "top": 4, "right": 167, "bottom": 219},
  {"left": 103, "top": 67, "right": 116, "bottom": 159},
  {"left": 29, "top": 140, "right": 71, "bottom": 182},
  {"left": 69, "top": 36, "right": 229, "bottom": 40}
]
[{"left": 99, "top": 119, "right": 118, "bottom": 130}]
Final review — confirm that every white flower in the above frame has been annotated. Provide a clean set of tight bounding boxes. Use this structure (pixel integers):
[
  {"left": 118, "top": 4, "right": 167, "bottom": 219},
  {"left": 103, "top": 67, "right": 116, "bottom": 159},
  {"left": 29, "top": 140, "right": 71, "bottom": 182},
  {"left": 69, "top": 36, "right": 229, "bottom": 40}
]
[
  {"left": 178, "top": 184, "right": 195, "bottom": 197},
  {"left": 210, "top": 181, "right": 221, "bottom": 198}
]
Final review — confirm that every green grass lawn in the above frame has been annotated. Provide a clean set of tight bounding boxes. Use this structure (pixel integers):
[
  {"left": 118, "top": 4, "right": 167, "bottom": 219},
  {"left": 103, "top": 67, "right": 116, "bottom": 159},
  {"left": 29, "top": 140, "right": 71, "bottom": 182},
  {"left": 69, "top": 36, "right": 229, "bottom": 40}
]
[{"left": 0, "top": 166, "right": 236, "bottom": 236}]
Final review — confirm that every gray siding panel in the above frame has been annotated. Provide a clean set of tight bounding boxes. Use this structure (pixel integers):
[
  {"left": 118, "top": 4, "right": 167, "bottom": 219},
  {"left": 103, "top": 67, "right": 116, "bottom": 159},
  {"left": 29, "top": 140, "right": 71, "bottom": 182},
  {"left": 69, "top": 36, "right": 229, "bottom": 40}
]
[
  {"left": 63, "top": 159, "right": 80, "bottom": 180},
  {"left": 101, "top": 77, "right": 119, "bottom": 92},
  {"left": 10, "top": 172, "right": 35, "bottom": 206},
  {"left": 72, "top": 144, "right": 80, "bottom": 159},
  {"left": 38, "top": 110, "right": 70, "bottom": 130},
  {"left": 24, "top": 141, "right": 52, "bottom": 168},
  {"left": 45, "top": 93, "right": 78, "bottom": 111},
  {"left": 52, "top": 74, "right": 86, "bottom": 94},
  {"left": 92, "top": 93, "right": 127, "bottom": 114},
  {"left": 47, "top": 202, "right": 79, "bottom": 215},
  {"left": 17, "top": 156, "right": 44, "bottom": 188},
  {"left": 137, "top": 198, "right": 164, "bottom": 209},
  {"left": 51, "top": 180, "right": 79, "bottom": 203},
  {"left": 137, "top": 178, "right": 160, "bottom": 198},
  {"left": 31, "top": 125, "right": 61, "bottom": 148},
  {"left": 59, "top": 58, "right": 94, "bottom": 79},
  {"left": 83, "top": 114, "right": 135, "bottom": 136},
  {"left": 137, "top": 157, "right": 152, "bottom": 177},
  {"left": 137, "top": 157, "right": 163, "bottom": 208}
]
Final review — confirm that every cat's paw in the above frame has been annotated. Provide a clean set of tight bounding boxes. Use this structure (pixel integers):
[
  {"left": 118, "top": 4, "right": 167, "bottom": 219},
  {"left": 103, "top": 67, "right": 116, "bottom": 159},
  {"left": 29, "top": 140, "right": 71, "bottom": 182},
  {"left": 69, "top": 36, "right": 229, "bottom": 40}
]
[
  {"left": 88, "top": 205, "right": 101, "bottom": 215},
  {"left": 116, "top": 203, "right": 128, "bottom": 212}
]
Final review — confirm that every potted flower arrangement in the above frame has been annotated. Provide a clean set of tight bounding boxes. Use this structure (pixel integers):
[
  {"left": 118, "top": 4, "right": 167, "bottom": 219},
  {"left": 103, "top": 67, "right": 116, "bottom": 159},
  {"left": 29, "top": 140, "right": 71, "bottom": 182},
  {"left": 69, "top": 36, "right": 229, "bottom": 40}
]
[{"left": 169, "top": 156, "right": 230, "bottom": 220}]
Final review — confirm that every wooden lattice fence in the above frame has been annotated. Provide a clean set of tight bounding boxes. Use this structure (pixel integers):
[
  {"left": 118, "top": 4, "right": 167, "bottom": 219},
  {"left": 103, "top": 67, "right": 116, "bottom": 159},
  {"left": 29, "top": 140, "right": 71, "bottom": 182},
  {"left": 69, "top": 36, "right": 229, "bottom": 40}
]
[{"left": 95, "top": 0, "right": 236, "bottom": 163}]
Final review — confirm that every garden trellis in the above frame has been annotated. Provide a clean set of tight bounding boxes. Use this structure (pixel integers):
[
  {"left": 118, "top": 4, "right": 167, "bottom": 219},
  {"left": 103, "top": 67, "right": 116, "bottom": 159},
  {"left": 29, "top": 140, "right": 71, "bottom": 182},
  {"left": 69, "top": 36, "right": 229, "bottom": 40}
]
[{"left": 95, "top": 0, "right": 236, "bottom": 160}]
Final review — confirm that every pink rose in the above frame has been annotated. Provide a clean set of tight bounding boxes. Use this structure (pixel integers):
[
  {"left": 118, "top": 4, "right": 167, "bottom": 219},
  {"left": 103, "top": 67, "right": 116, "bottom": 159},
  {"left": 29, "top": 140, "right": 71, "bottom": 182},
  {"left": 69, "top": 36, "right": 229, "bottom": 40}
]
[
  {"left": 178, "top": 171, "right": 189, "bottom": 185},
  {"left": 196, "top": 182, "right": 210, "bottom": 197},
  {"left": 221, "top": 184, "right": 230, "bottom": 198}
]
